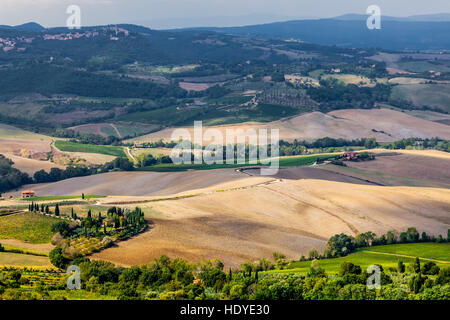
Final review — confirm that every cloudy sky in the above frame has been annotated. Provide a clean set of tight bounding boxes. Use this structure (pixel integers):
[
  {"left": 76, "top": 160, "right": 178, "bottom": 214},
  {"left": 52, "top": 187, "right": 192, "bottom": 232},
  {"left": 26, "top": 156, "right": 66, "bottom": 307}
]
[{"left": 1, "top": 0, "right": 449, "bottom": 29}]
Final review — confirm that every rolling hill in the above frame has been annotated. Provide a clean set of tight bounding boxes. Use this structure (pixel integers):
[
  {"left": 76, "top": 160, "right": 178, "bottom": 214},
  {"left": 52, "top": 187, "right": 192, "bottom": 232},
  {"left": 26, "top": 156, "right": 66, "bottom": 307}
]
[
  {"left": 0, "top": 22, "right": 45, "bottom": 31},
  {"left": 91, "top": 178, "right": 450, "bottom": 267},
  {"left": 187, "top": 18, "right": 450, "bottom": 50},
  {"left": 128, "top": 109, "right": 450, "bottom": 144}
]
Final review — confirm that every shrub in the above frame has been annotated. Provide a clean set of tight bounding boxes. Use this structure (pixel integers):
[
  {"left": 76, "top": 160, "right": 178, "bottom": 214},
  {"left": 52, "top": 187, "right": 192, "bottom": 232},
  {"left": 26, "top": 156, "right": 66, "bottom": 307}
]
[
  {"left": 102, "top": 236, "right": 114, "bottom": 248},
  {"left": 423, "top": 262, "right": 440, "bottom": 275},
  {"left": 436, "top": 267, "right": 450, "bottom": 286},
  {"left": 421, "top": 284, "right": 450, "bottom": 300},
  {"left": 51, "top": 221, "right": 70, "bottom": 237},
  {"left": 340, "top": 262, "right": 362, "bottom": 276},
  {"left": 339, "top": 284, "right": 376, "bottom": 300},
  {"left": 49, "top": 247, "right": 68, "bottom": 270},
  {"left": 51, "top": 232, "right": 65, "bottom": 246}
]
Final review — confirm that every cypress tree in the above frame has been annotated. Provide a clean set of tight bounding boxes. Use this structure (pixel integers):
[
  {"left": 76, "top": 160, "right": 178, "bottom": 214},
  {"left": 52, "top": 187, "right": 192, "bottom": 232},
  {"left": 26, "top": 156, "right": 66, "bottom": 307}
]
[
  {"left": 398, "top": 261, "right": 405, "bottom": 273},
  {"left": 55, "top": 204, "right": 60, "bottom": 216},
  {"left": 413, "top": 257, "right": 421, "bottom": 273}
]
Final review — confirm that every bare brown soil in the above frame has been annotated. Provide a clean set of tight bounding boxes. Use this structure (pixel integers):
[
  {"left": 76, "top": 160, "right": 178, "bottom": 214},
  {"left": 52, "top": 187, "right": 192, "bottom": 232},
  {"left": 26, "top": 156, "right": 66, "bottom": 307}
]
[
  {"left": 320, "top": 152, "right": 450, "bottom": 188},
  {"left": 178, "top": 82, "right": 210, "bottom": 91},
  {"left": 244, "top": 166, "right": 377, "bottom": 185}
]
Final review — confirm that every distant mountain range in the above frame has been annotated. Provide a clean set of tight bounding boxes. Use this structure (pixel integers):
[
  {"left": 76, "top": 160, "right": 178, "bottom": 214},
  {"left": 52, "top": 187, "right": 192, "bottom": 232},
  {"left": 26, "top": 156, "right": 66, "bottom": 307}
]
[
  {"left": 334, "top": 13, "right": 450, "bottom": 22},
  {"left": 178, "top": 14, "right": 450, "bottom": 51},
  {"left": 1, "top": 13, "right": 450, "bottom": 50},
  {"left": 0, "top": 22, "right": 45, "bottom": 31}
]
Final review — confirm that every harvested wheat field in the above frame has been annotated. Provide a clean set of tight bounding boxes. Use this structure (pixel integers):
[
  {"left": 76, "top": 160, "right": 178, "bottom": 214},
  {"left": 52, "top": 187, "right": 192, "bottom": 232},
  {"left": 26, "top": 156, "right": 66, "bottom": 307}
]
[
  {"left": 92, "top": 179, "right": 450, "bottom": 267},
  {"left": 0, "top": 124, "right": 53, "bottom": 158},
  {"left": 128, "top": 109, "right": 450, "bottom": 144},
  {"left": 0, "top": 124, "right": 52, "bottom": 141},
  {"left": 0, "top": 138, "right": 52, "bottom": 156},
  {"left": 0, "top": 239, "right": 54, "bottom": 254},
  {"left": 61, "top": 152, "right": 116, "bottom": 165},
  {"left": 4, "top": 153, "right": 65, "bottom": 175}
]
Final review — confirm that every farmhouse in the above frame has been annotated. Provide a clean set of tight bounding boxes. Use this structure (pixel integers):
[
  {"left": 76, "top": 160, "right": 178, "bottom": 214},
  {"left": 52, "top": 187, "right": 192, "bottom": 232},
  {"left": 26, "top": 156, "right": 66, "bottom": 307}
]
[
  {"left": 343, "top": 151, "right": 359, "bottom": 160},
  {"left": 21, "top": 190, "right": 36, "bottom": 198}
]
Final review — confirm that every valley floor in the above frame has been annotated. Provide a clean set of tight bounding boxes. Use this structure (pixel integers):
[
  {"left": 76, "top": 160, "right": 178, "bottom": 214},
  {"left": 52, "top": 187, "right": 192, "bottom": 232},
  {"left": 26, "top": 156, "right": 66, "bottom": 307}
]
[{"left": 3, "top": 149, "right": 449, "bottom": 268}]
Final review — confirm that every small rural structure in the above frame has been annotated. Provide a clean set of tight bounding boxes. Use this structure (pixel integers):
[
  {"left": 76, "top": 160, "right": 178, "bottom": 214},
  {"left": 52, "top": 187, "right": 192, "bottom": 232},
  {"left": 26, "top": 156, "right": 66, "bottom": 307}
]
[
  {"left": 342, "top": 151, "right": 359, "bottom": 161},
  {"left": 21, "top": 190, "right": 36, "bottom": 198}
]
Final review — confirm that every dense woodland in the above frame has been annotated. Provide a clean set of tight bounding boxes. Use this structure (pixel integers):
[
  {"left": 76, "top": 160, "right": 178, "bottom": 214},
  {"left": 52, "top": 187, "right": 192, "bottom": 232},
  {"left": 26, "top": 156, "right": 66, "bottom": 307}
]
[{"left": 306, "top": 79, "right": 391, "bottom": 112}]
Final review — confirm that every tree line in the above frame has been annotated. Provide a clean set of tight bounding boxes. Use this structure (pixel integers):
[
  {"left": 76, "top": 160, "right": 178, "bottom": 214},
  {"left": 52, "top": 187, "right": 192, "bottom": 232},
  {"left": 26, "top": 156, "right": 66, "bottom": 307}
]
[
  {"left": 383, "top": 138, "right": 450, "bottom": 153},
  {"left": 0, "top": 154, "right": 134, "bottom": 193},
  {"left": 309, "top": 227, "right": 450, "bottom": 261}
]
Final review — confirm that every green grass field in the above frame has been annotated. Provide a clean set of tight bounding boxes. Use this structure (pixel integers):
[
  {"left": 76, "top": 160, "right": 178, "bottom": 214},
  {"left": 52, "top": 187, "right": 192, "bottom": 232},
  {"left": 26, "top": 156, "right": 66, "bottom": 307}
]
[
  {"left": 391, "top": 84, "right": 450, "bottom": 112},
  {"left": 21, "top": 195, "right": 107, "bottom": 201},
  {"left": 397, "top": 61, "right": 450, "bottom": 73},
  {"left": 0, "top": 212, "right": 59, "bottom": 244},
  {"left": 321, "top": 74, "right": 375, "bottom": 86},
  {"left": 268, "top": 243, "right": 450, "bottom": 275},
  {"left": 362, "top": 243, "right": 450, "bottom": 262},
  {"left": 55, "top": 140, "right": 126, "bottom": 157},
  {"left": 137, "top": 154, "right": 338, "bottom": 172},
  {"left": 119, "top": 101, "right": 309, "bottom": 127},
  {"left": 101, "top": 124, "right": 153, "bottom": 138},
  {"left": 0, "top": 252, "right": 51, "bottom": 267}
]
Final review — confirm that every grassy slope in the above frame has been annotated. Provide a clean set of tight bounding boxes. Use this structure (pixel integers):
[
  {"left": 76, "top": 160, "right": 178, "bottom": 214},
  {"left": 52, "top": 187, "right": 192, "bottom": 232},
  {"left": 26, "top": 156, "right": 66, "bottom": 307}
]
[
  {"left": 363, "top": 243, "right": 450, "bottom": 262},
  {"left": 0, "top": 123, "right": 51, "bottom": 141},
  {"left": 0, "top": 243, "right": 48, "bottom": 256},
  {"left": 391, "top": 84, "right": 450, "bottom": 112},
  {"left": 0, "top": 212, "right": 59, "bottom": 244},
  {"left": 137, "top": 154, "right": 337, "bottom": 172},
  {"left": 55, "top": 140, "right": 126, "bottom": 157},
  {"left": 0, "top": 252, "right": 50, "bottom": 267},
  {"left": 269, "top": 243, "right": 450, "bottom": 275}
]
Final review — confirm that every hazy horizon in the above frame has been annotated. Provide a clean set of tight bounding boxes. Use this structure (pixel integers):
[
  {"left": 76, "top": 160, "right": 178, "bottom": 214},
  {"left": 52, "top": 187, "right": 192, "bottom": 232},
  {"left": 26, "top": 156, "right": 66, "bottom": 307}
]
[{"left": 1, "top": 0, "right": 450, "bottom": 29}]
